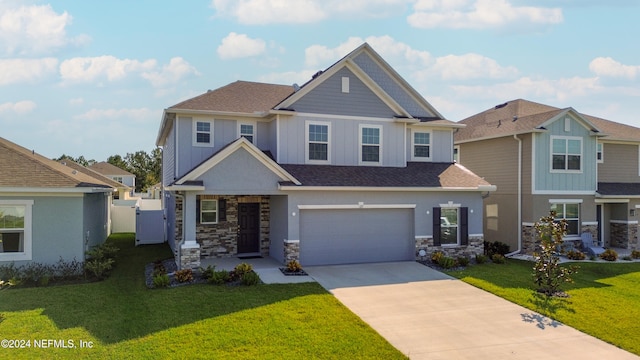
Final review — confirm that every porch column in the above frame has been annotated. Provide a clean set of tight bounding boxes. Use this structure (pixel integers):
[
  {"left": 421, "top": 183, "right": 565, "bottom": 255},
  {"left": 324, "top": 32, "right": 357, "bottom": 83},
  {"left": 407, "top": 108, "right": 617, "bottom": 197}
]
[{"left": 180, "top": 192, "right": 200, "bottom": 269}]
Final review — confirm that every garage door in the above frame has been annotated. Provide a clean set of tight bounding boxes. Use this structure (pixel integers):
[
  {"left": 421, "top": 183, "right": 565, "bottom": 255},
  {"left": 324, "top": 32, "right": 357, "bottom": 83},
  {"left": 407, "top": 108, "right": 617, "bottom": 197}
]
[{"left": 299, "top": 208, "right": 414, "bottom": 266}]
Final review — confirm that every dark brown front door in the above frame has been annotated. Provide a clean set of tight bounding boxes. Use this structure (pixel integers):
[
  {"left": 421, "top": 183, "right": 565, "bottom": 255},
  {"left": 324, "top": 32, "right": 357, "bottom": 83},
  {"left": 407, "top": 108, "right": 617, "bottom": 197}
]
[{"left": 238, "top": 203, "right": 260, "bottom": 254}]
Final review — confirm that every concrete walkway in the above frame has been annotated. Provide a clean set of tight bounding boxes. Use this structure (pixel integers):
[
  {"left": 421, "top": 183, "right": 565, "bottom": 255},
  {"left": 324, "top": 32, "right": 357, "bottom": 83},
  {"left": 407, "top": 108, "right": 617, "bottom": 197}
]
[
  {"left": 200, "top": 256, "right": 315, "bottom": 284},
  {"left": 305, "top": 262, "right": 638, "bottom": 360}
]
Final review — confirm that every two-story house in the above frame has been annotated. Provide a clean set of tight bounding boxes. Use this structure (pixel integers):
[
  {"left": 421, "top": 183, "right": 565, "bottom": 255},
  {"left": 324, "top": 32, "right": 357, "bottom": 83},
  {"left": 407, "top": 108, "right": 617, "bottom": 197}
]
[
  {"left": 455, "top": 99, "right": 640, "bottom": 254},
  {"left": 156, "top": 43, "right": 495, "bottom": 269}
]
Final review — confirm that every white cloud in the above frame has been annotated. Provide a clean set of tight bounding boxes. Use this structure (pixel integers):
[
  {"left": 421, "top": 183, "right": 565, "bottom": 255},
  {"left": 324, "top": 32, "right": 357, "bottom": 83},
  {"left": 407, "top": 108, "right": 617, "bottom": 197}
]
[
  {"left": 210, "top": 0, "right": 408, "bottom": 25},
  {"left": 59, "top": 56, "right": 156, "bottom": 84},
  {"left": 141, "top": 57, "right": 200, "bottom": 87},
  {"left": 74, "top": 108, "right": 156, "bottom": 121},
  {"left": 408, "top": 0, "right": 563, "bottom": 29},
  {"left": 0, "top": 100, "right": 36, "bottom": 115},
  {"left": 428, "top": 53, "right": 518, "bottom": 80},
  {"left": 589, "top": 57, "right": 640, "bottom": 79},
  {"left": 217, "top": 33, "right": 267, "bottom": 60},
  {"left": 258, "top": 70, "right": 317, "bottom": 86},
  {"left": 0, "top": 4, "right": 89, "bottom": 55},
  {"left": 0, "top": 58, "right": 58, "bottom": 85}
]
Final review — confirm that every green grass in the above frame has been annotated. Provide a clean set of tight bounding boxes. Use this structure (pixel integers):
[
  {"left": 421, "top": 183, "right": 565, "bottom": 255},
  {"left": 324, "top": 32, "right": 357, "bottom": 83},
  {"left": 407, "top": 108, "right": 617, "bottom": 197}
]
[
  {"left": 0, "top": 233, "right": 406, "bottom": 359},
  {"left": 445, "top": 259, "right": 640, "bottom": 355}
]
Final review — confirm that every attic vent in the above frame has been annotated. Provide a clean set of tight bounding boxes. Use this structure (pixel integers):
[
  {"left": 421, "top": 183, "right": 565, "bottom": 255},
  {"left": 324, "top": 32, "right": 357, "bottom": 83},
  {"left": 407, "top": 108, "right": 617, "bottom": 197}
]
[
  {"left": 293, "top": 83, "right": 300, "bottom": 92},
  {"left": 312, "top": 70, "right": 323, "bottom": 79},
  {"left": 495, "top": 102, "right": 508, "bottom": 109},
  {"left": 513, "top": 115, "right": 518, "bottom": 121}
]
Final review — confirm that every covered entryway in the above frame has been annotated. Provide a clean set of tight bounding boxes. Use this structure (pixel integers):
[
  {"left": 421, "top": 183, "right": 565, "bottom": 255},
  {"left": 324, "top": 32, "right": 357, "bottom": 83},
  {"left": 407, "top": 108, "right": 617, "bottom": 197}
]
[{"left": 299, "top": 208, "right": 414, "bottom": 266}]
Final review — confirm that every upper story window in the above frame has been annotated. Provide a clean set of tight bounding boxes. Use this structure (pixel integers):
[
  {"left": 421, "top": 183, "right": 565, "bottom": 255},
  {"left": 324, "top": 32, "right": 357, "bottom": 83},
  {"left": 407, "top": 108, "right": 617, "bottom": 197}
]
[
  {"left": 597, "top": 142, "right": 603, "bottom": 163},
  {"left": 0, "top": 200, "right": 33, "bottom": 261},
  {"left": 551, "top": 136, "right": 582, "bottom": 172},
  {"left": 453, "top": 145, "right": 460, "bottom": 163},
  {"left": 360, "top": 125, "right": 382, "bottom": 165},
  {"left": 239, "top": 123, "right": 255, "bottom": 143},
  {"left": 306, "top": 121, "right": 330, "bottom": 164},
  {"left": 113, "top": 176, "right": 123, "bottom": 184},
  {"left": 411, "top": 130, "right": 431, "bottom": 161},
  {"left": 193, "top": 119, "right": 213, "bottom": 147}
]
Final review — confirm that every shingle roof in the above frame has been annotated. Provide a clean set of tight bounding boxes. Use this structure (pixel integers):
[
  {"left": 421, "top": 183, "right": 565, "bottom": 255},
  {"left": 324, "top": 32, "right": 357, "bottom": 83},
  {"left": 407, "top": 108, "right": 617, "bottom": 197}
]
[
  {"left": 456, "top": 99, "right": 640, "bottom": 143},
  {"left": 168, "top": 81, "right": 294, "bottom": 113},
  {"left": 279, "top": 162, "right": 492, "bottom": 188},
  {"left": 59, "top": 160, "right": 130, "bottom": 189},
  {"left": 0, "top": 137, "right": 113, "bottom": 189},
  {"left": 89, "top": 161, "right": 134, "bottom": 176},
  {"left": 597, "top": 182, "right": 640, "bottom": 196}
]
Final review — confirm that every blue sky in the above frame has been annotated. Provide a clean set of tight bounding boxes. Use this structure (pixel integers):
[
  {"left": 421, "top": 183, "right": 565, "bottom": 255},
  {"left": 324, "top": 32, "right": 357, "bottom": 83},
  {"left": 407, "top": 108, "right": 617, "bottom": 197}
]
[{"left": 1, "top": 0, "right": 639, "bottom": 160}]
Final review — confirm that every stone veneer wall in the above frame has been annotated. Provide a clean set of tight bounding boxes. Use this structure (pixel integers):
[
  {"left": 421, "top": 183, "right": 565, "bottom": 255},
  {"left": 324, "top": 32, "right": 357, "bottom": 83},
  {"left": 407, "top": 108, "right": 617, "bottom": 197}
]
[
  {"left": 414, "top": 235, "right": 484, "bottom": 261},
  {"left": 521, "top": 224, "right": 536, "bottom": 255},
  {"left": 610, "top": 221, "right": 638, "bottom": 249},
  {"left": 180, "top": 246, "right": 200, "bottom": 269},
  {"left": 196, "top": 195, "right": 270, "bottom": 258},
  {"left": 174, "top": 196, "right": 183, "bottom": 254},
  {"left": 283, "top": 240, "right": 300, "bottom": 263}
]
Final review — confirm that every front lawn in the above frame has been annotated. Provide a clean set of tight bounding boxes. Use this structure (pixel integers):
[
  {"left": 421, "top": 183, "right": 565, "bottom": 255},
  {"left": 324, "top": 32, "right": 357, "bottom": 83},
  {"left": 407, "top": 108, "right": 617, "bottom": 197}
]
[
  {"left": 444, "top": 259, "right": 640, "bottom": 356},
  {"left": 0, "top": 233, "right": 406, "bottom": 359}
]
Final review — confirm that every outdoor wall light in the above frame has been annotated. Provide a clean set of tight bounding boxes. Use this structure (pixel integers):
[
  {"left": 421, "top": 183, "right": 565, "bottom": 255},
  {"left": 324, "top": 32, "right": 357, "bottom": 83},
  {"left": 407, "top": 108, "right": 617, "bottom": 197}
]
[{"left": 291, "top": 212, "right": 296, "bottom": 217}]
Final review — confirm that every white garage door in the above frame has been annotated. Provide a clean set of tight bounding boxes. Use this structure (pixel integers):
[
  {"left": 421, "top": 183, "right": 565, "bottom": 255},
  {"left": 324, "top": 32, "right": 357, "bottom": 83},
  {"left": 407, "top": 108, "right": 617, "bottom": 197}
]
[{"left": 299, "top": 208, "right": 414, "bottom": 266}]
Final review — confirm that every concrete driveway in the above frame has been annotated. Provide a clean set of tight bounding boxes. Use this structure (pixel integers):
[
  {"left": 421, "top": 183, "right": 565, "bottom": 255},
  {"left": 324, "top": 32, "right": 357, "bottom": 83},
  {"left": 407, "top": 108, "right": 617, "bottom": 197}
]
[{"left": 305, "top": 262, "right": 638, "bottom": 360}]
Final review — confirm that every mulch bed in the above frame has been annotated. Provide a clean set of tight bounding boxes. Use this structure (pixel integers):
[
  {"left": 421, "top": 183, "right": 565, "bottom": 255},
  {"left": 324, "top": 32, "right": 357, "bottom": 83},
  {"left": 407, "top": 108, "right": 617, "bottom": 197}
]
[
  {"left": 145, "top": 258, "right": 207, "bottom": 288},
  {"left": 278, "top": 268, "right": 308, "bottom": 276}
]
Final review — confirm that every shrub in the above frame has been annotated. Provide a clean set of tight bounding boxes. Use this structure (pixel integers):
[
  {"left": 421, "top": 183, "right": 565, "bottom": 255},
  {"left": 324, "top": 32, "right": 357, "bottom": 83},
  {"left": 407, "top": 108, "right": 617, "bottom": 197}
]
[
  {"left": 491, "top": 254, "right": 506, "bottom": 264},
  {"left": 152, "top": 273, "right": 170, "bottom": 288},
  {"left": 153, "top": 261, "right": 167, "bottom": 277},
  {"left": 622, "top": 255, "right": 633, "bottom": 261},
  {"left": 241, "top": 271, "right": 261, "bottom": 286},
  {"left": 475, "top": 254, "right": 488, "bottom": 264},
  {"left": 484, "top": 241, "right": 510, "bottom": 258},
  {"left": 286, "top": 260, "right": 303, "bottom": 272},
  {"left": 84, "top": 257, "right": 114, "bottom": 280},
  {"left": 209, "top": 270, "right": 231, "bottom": 285},
  {"left": 600, "top": 249, "right": 618, "bottom": 262},
  {"left": 456, "top": 256, "right": 470, "bottom": 267},
  {"left": 437, "top": 256, "right": 456, "bottom": 269},
  {"left": 431, "top": 251, "right": 444, "bottom": 264},
  {"left": 532, "top": 211, "right": 578, "bottom": 296},
  {"left": 566, "top": 250, "right": 586, "bottom": 260},
  {"left": 175, "top": 269, "right": 193, "bottom": 283},
  {"left": 200, "top": 265, "right": 215, "bottom": 280},
  {"left": 21, "top": 262, "right": 55, "bottom": 286},
  {"left": 233, "top": 263, "right": 253, "bottom": 278},
  {"left": 631, "top": 250, "right": 640, "bottom": 259},
  {"left": 0, "top": 263, "right": 21, "bottom": 283},
  {"left": 54, "top": 257, "right": 84, "bottom": 279}
]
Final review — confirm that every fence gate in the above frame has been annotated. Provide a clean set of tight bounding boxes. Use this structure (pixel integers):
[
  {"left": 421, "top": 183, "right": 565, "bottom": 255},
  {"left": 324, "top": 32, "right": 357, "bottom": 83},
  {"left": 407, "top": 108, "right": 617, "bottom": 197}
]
[{"left": 135, "top": 208, "right": 165, "bottom": 246}]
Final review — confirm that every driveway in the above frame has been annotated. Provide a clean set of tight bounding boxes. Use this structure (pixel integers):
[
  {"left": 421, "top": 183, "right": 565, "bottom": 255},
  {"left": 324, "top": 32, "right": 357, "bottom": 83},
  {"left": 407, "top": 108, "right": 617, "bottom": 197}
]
[{"left": 305, "top": 262, "right": 638, "bottom": 360}]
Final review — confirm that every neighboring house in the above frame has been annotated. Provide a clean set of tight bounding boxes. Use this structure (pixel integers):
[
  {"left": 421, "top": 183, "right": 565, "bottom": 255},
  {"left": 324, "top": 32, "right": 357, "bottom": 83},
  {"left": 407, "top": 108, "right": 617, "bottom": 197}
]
[
  {"left": 455, "top": 99, "right": 640, "bottom": 254},
  {"left": 59, "top": 159, "right": 132, "bottom": 201},
  {"left": 90, "top": 161, "right": 136, "bottom": 194},
  {"left": 0, "top": 137, "right": 113, "bottom": 265},
  {"left": 156, "top": 43, "right": 495, "bottom": 269}
]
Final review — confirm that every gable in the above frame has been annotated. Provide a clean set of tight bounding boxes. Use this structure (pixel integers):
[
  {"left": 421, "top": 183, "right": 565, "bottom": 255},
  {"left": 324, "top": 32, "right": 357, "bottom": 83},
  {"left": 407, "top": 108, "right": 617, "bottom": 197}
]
[{"left": 290, "top": 67, "right": 396, "bottom": 118}]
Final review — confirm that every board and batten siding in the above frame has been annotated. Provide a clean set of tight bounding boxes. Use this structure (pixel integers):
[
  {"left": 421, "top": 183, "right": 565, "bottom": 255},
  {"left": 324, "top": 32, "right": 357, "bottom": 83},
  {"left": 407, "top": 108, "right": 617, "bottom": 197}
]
[
  {"left": 406, "top": 127, "right": 453, "bottom": 163},
  {"left": 597, "top": 143, "right": 640, "bottom": 183},
  {"left": 290, "top": 67, "right": 396, "bottom": 118},
  {"left": 533, "top": 116, "right": 597, "bottom": 193},
  {"left": 353, "top": 52, "right": 436, "bottom": 118},
  {"left": 162, "top": 122, "right": 176, "bottom": 185},
  {"left": 277, "top": 114, "right": 405, "bottom": 167}
]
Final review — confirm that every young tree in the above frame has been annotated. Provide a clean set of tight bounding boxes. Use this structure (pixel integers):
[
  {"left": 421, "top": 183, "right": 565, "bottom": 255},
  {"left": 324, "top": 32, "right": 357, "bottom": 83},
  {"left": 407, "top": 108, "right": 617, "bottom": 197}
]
[{"left": 532, "top": 211, "right": 579, "bottom": 296}]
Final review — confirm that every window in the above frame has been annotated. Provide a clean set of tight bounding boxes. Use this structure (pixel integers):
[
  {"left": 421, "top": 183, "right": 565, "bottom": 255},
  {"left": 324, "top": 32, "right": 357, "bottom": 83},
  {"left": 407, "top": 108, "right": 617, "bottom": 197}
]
[
  {"left": 239, "top": 123, "right": 255, "bottom": 143},
  {"left": 412, "top": 130, "right": 431, "bottom": 161},
  {"left": 551, "top": 136, "right": 582, "bottom": 171},
  {"left": 433, "top": 206, "right": 468, "bottom": 246},
  {"left": 200, "top": 199, "right": 218, "bottom": 224},
  {"left": 360, "top": 125, "right": 382, "bottom": 165},
  {"left": 306, "top": 122, "right": 330, "bottom": 163},
  {"left": 113, "top": 176, "right": 123, "bottom": 184},
  {"left": 453, "top": 145, "right": 460, "bottom": 163},
  {"left": 193, "top": 119, "right": 213, "bottom": 146},
  {"left": 597, "top": 142, "right": 603, "bottom": 163},
  {"left": 0, "top": 200, "right": 32, "bottom": 261},
  {"left": 551, "top": 202, "right": 580, "bottom": 236}
]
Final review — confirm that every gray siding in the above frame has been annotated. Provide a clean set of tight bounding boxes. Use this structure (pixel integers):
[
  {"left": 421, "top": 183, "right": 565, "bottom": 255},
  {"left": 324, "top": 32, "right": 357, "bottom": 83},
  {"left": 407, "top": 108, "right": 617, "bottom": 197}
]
[
  {"left": 268, "top": 195, "right": 288, "bottom": 263},
  {"left": 83, "top": 193, "right": 109, "bottom": 249},
  {"left": 165, "top": 194, "right": 176, "bottom": 253},
  {"left": 163, "top": 123, "right": 176, "bottom": 185},
  {"left": 277, "top": 114, "right": 405, "bottom": 166},
  {"left": 534, "top": 116, "right": 597, "bottom": 192},
  {"left": 353, "top": 52, "right": 436, "bottom": 118},
  {"left": 598, "top": 143, "right": 640, "bottom": 183},
  {"left": 290, "top": 67, "right": 396, "bottom": 118}
]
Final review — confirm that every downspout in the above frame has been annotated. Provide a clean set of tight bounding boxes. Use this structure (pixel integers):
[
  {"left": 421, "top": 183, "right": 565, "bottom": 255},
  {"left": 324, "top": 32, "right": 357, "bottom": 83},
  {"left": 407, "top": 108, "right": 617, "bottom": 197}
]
[{"left": 507, "top": 134, "right": 522, "bottom": 256}]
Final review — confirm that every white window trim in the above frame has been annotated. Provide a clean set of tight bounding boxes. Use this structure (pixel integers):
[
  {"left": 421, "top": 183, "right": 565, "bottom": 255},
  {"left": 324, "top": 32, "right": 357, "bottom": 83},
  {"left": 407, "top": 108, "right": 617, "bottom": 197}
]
[
  {"left": 341, "top": 77, "right": 350, "bottom": 93},
  {"left": 550, "top": 135, "right": 583, "bottom": 173},
  {"left": 453, "top": 145, "right": 460, "bottom": 163},
  {"left": 359, "top": 124, "right": 383, "bottom": 166},
  {"left": 0, "top": 200, "right": 33, "bottom": 261},
  {"left": 411, "top": 129, "right": 432, "bottom": 162},
  {"left": 305, "top": 121, "right": 331, "bottom": 164},
  {"left": 597, "top": 142, "right": 603, "bottom": 164},
  {"left": 549, "top": 200, "right": 581, "bottom": 238},
  {"left": 192, "top": 118, "right": 214, "bottom": 147},
  {"left": 200, "top": 199, "right": 218, "bottom": 225},
  {"left": 238, "top": 121, "right": 256, "bottom": 144}
]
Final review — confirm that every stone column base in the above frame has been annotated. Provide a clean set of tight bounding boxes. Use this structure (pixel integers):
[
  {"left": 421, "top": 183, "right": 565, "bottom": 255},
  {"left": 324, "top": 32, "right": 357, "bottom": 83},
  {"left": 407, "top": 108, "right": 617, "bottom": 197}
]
[
  {"left": 284, "top": 239, "right": 300, "bottom": 264},
  {"left": 180, "top": 242, "right": 201, "bottom": 269}
]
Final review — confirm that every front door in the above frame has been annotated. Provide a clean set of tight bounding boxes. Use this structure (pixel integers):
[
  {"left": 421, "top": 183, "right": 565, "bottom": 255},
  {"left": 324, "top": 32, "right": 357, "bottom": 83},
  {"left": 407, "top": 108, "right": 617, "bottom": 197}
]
[{"left": 238, "top": 203, "right": 260, "bottom": 254}]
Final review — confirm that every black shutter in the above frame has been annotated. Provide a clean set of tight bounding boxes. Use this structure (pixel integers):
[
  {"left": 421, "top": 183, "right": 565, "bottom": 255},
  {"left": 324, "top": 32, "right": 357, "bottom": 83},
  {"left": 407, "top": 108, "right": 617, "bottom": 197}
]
[
  {"left": 218, "top": 199, "right": 226, "bottom": 222},
  {"left": 432, "top": 207, "right": 441, "bottom": 246},
  {"left": 195, "top": 196, "right": 200, "bottom": 224},
  {"left": 460, "top": 207, "right": 469, "bottom": 246}
]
